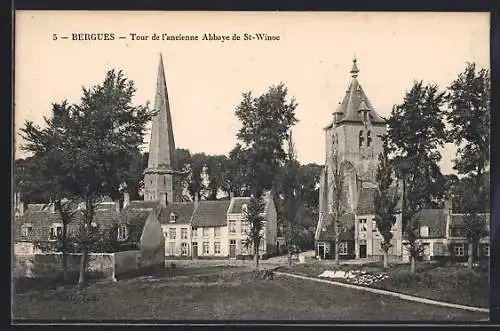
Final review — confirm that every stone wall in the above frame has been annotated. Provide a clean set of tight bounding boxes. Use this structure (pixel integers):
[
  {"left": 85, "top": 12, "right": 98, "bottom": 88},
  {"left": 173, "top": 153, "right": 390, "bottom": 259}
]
[
  {"left": 13, "top": 249, "right": 163, "bottom": 281},
  {"left": 113, "top": 250, "right": 140, "bottom": 276},
  {"left": 14, "top": 242, "right": 42, "bottom": 255},
  {"left": 13, "top": 253, "right": 115, "bottom": 280}
]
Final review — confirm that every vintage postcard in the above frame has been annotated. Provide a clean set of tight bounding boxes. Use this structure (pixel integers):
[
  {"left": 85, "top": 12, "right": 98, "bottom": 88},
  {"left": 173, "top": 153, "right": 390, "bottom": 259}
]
[{"left": 13, "top": 11, "right": 490, "bottom": 323}]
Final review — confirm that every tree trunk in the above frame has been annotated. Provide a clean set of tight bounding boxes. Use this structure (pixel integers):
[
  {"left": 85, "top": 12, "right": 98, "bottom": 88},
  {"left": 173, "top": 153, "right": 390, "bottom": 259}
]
[
  {"left": 410, "top": 256, "right": 416, "bottom": 273},
  {"left": 468, "top": 242, "right": 474, "bottom": 270},
  {"left": 383, "top": 250, "right": 389, "bottom": 270},
  {"left": 254, "top": 250, "right": 260, "bottom": 270},
  {"left": 62, "top": 222, "right": 69, "bottom": 282},
  {"left": 288, "top": 249, "right": 292, "bottom": 267},
  {"left": 78, "top": 244, "right": 89, "bottom": 285},
  {"left": 334, "top": 221, "right": 340, "bottom": 266}
]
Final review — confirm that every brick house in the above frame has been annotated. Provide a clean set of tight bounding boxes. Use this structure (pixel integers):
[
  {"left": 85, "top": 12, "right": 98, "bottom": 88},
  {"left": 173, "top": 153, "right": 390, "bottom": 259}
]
[
  {"left": 401, "top": 202, "right": 490, "bottom": 263},
  {"left": 161, "top": 193, "right": 278, "bottom": 260},
  {"left": 226, "top": 193, "right": 278, "bottom": 259}
]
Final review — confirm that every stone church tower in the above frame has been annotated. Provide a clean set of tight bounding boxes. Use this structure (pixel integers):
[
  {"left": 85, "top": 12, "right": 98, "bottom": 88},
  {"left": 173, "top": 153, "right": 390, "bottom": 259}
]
[
  {"left": 319, "top": 58, "right": 386, "bottom": 215},
  {"left": 143, "top": 53, "right": 181, "bottom": 204}
]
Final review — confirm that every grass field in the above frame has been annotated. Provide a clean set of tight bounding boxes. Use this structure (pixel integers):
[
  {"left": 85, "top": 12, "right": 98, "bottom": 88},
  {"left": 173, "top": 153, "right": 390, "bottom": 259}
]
[
  {"left": 13, "top": 266, "right": 488, "bottom": 321},
  {"left": 279, "top": 261, "right": 490, "bottom": 308}
]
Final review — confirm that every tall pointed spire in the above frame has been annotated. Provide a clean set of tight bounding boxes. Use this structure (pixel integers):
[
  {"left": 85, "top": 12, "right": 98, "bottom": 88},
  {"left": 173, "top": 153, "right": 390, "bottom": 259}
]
[{"left": 144, "top": 53, "right": 179, "bottom": 203}]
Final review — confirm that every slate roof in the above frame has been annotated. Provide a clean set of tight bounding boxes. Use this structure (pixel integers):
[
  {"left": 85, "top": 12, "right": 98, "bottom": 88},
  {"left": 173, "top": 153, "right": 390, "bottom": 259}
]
[
  {"left": 356, "top": 186, "right": 402, "bottom": 215},
  {"left": 157, "top": 202, "right": 195, "bottom": 225},
  {"left": 126, "top": 200, "right": 160, "bottom": 210},
  {"left": 317, "top": 212, "right": 356, "bottom": 242},
  {"left": 356, "top": 187, "right": 377, "bottom": 215},
  {"left": 15, "top": 201, "right": 120, "bottom": 242},
  {"left": 410, "top": 209, "right": 448, "bottom": 238},
  {"left": 192, "top": 200, "right": 231, "bottom": 227},
  {"left": 228, "top": 197, "right": 250, "bottom": 214},
  {"left": 227, "top": 194, "right": 272, "bottom": 214},
  {"left": 324, "top": 59, "right": 385, "bottom": 130},
  {"left": 450, "top": 213, "right": 490, "bottom": 231}
]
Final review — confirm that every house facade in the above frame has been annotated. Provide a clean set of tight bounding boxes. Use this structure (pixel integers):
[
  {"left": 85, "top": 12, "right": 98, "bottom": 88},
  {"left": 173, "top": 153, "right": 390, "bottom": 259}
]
[{"left": 161, "top": 193, "right": 278, "bottom": 260}]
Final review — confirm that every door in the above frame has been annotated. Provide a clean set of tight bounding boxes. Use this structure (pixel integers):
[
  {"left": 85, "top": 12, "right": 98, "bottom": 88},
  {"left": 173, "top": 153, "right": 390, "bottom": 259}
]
[
  {"left": 422, "top": 243, "right": 430, "bottom": 261},
  {"left": 192, "top": 242, "right": 198, "bottom": 259},
  {"left": 360, "top": 244, "right": 367, "bottom": 258},
  {"left": 318, "top": 243, "right": 325, "bottom": 260},
  {"left": 229, "top": 240, "right": 236, "bottom": 258}
]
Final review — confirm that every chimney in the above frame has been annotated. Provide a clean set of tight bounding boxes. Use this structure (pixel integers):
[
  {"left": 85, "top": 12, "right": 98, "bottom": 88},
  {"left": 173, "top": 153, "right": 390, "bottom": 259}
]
[
  {"left": 115, "top": 200, "right": 121, "bottom": 213},
  {"left": 160, "top": 192, "right": 168, "bottom": 207},
  {"left": 123, "top": 192, "right": 130, "bottom": 209},
  {"left": 229, "top": 191, "right": 234, "bottom": 200},
  {"left": 194, "top": 194, "right": 199, "bottom": 208},
  {"left": 50, "top": 202, "right": 56, "bottom": 213}
]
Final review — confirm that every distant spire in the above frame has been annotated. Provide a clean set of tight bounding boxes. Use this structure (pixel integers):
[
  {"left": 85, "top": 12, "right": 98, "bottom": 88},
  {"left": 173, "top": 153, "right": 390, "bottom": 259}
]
[
  {"left": 144, "top": 52, "right": 179, "bottom": 203},
  {"left": 147, "top": 52, "right": 176, "bottom": 170},
  {"left": 350, "top": 56, "right": 359, "bottom": 78}
]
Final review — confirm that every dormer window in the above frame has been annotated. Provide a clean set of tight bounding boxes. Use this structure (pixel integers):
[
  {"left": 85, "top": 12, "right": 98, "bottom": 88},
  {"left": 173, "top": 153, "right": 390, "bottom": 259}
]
[
  {"left": 170, "top": 212, "right": 177, "bottom": 223},
  {"left": 22, "top": 223, "right": 33, "bottom": 237},
  {"left": 367, "top": 131, "right": 372, "bottom": 147},
  {"left": 420, "top": 226, "right": 429, "bottom": 238},
  {"left": 359, "top": 130, "right": 364, "bottom": 147},
  {"left": 242, "top": 204, "right": 248, "bottom": 214},
  {"left": 117, "top": 224, "right": 129, "bottom": 241},
  {"left": 49, "top": 223, "right": 63, "bottom": 241}
]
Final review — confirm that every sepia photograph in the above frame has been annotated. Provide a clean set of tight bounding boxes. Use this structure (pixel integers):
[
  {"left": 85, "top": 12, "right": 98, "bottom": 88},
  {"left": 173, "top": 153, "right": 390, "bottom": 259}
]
[{"left": 12, "top": 11, "right": 490, "bottom": 322}]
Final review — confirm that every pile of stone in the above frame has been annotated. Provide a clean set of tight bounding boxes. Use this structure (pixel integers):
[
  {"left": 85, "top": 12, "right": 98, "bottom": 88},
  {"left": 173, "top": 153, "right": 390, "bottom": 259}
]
[{"left": 318, "top": 269, "right": 389, "bottom": 286}]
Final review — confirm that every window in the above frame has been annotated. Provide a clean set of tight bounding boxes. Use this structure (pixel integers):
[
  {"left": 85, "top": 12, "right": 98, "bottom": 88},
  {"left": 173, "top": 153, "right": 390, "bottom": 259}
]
[
  {"left": 203, "top": 227, "right": 209, "bottom": 238},
  {"left": 168, "top": 242, "right": 175, "bottom": 255},
  {"left": 49, "top": 224, "right": 62, "bottom": 240},
  {"left": 203, "top": 242, "right": 209, "bottom": 255},
  {"left": 22, "top": 223, "right": 33, "bottom": 237},
  {"left": 484, "top": 244, "right": 490, "bottom": 257},
  {"left": 372, "top": 219, "right": 377, "bottom": 232},
  {"left": 420, "top": 226, "right": 429, "bottom": 238},
  {"left": 192, "top": 227, "right": 198, "bottom": 237},
  {"left": 241, "top": 221, "right": 248, "bottom": 234},
  {"left": 454, "top": 243, "right": 465, "bottom": 256},
  {"left": 169, "top": 228, "right": 176, "bottom": 239},
  {"left": 214, "top": 242, "right": 221, "bottom": 254},
  {"left": 169, "top": 212, "right": 177, "bottom": 223},
  {"left": 359, "top": 130, "right": 364, "bottom": 147},
  {"left": 117, "top": 225, "right": 128, "bottom": 241},
  {"left": 339, "top": 242, "right": 348, "bottom": 255},
  {"left": 229, "top": 221, "right": 236, "bottom": 234},
  {"left": 242, "top": 204, "right": 248, "bottom": 214},
  {"left": 163, "top": 176, "right": 166, "bottom": 185},
  {"left": 359, "top": 219, "right": 367, "bottom": 232},
  {"left": 366, "top": 131, "right": 372, "bottom": 147},
  {"left": 214, "top": 227, "right": 220, "bottom": 238},
  {"left": 181, "top": 228, "right": 188, "bottom": 239},
  {"left": 181, "top": 242, "right": 188, "bottom": 256}
]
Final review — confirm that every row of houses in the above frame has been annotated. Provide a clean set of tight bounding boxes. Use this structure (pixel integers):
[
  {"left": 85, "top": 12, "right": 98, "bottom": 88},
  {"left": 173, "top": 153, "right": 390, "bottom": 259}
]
[
  {"left": 314, "top": 187, "right": 490, "bottom": 262},
  {"left": 13, "top": 191, "right": 279, "bottom": 260}
]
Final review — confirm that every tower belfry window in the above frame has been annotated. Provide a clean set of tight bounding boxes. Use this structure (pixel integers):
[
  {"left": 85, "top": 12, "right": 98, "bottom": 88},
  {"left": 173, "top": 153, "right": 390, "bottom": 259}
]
[
  {"left": 359, "top": 131, "right": 364, "bottom": 147},
  {"left": 367, "top": 131, "right": 372, "bottom": 147}
]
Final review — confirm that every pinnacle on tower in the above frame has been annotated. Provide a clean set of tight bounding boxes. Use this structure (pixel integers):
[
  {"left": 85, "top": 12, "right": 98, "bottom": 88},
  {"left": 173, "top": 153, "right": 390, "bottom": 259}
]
[{"left": 350, "top": 57, "right": 359, "bottom": 78}]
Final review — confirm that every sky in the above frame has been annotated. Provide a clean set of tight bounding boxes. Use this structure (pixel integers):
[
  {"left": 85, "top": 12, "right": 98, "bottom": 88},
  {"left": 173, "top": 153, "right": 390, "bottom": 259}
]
[{"left": 14, "top": 11, "right": 490, "bottom": 175}]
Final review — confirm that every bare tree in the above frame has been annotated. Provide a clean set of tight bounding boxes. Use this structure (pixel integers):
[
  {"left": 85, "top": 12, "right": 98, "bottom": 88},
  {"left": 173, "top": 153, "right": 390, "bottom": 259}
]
[{"left": 327, "top": 147, "right": 345, "bottom": 266}]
